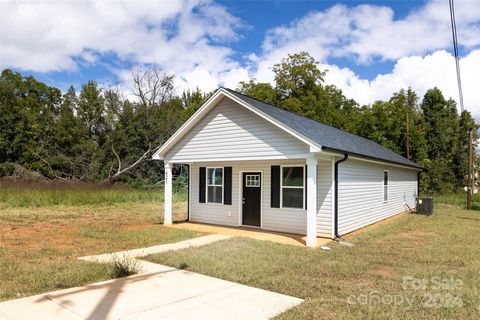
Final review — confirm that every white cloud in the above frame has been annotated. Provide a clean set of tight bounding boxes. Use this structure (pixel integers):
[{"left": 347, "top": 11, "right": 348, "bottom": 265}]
[
  {"left": 322, "top": 50, "right": 480, "bottom": 118},
  {"left": 248, "top": 1, "right": 480, "bottom": 116},
  {"left": 0, "top": 0, "right": 245, "bottom": 91},
  {"left": 258, "top": 1, "right": 480, "bottom": 64},
  {"left": 2, "top": 0, "right": 480, "bottom": 116}
]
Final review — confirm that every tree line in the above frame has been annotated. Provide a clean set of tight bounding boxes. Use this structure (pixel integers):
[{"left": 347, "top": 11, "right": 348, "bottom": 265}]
[{"left": 0, "top": 52, "right": 477, "bottom": 194}]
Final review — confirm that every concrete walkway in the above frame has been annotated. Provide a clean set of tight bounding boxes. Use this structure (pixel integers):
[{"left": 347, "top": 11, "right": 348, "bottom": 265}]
[
  {"left": 0, "top": 264, "right": 303, "bottom": 320},
  {"left": 0, "top": 234, "right": 304, "bottom": 319},
  {"left": 169, "top": 222, "right": 332, "bottom": 247},
  {"left": 79, "top": 234, "right": 232, "bottom": 266}
]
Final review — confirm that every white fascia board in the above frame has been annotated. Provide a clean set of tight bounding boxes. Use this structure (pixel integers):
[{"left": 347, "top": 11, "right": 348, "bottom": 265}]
[
  {"left": 165, "top": 153, "right": 313, "bottom": 164},
  {"left": 344, "top": 154, "right": 422, "bottom": 171},
  {"left": 153, "top": 88, "right": 321, "bottom": 160}
]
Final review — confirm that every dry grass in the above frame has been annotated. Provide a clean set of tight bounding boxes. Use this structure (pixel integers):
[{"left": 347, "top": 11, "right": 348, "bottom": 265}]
[
  {"left": 0, "top": 179, "right": 187, "bottom": 208},
  {"left": 0, "top": 183, "right": 196, "bottom": 301},
  {"left": 146, "top": 204, "right": 480, "bottom": 320}
]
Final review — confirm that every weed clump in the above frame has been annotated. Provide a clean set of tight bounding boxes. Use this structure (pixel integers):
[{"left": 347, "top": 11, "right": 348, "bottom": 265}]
[{"left": 110, "top": 255, "right": 141, "bottom": 278}]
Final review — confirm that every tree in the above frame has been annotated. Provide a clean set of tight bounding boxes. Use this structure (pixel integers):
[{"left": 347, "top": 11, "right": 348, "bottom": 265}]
[
  {"left": 131, "top": 66, "right": 175, "bottom": 107},
  {"left": 389, "top": 88, "right": 427, "bottom": 163},
  {"left": 353, "top": 101, "right": 403, "bottom": 154},
  {"left": 0, "top": 60, "right": 477, "bottom": 194},
  {"left": 44, "top": 86, "right": 82, "bottom": 179},
  {"left": 237, "top": 80, "right": 278, "bottom": 105},
  {"left": 420, "top": 88, "right": 460, "bottom": 193},
  {"left": 77, "top": 81, "right": 106, "bottom": 143},
  {"left": 104, "top": 69, "right": 183, "bottom": 183},
  {"left": 453, "top": 111, "right": 478, "bottom": 190},
  {"left": 272, "top": 51, "right": 325, "bottom": 100},
  {"left": 104, "top": 88, "right": 123, "bottom": 132},
  {"left": 182, "top": 88, "right": 209, "bottom": 118},
  {"left": 0, "top": 69, "right": 61, "bottom": 172}
]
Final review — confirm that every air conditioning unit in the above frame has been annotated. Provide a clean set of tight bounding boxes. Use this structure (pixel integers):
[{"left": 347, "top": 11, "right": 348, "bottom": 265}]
[{"left": 416, "top": 197, "right": 433, "bottom": 215}]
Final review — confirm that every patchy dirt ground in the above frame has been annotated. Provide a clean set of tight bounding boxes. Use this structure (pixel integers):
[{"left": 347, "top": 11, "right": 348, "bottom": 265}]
[
  {"left": 0, "top": 202, "right": 189, "bottom": 256},
  {"left": 0, "top": 201, "right": 200, "bottom": 300}
]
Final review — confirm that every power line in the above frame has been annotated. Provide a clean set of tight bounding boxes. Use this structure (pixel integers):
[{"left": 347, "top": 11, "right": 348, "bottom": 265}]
[
  {"left": 449, "top": 0, "right": 472, "bottom": 210},
  {"left": 449, "top": 0, "right": 464, "bottom": 112}
]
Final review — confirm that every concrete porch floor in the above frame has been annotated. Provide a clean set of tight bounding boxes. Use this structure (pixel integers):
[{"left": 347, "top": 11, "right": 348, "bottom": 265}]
[{"left": 168, "top": 222, "right": 332, "bottom": 247}]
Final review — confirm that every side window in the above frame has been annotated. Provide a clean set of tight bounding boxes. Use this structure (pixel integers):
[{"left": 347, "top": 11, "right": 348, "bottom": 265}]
[
  {"left": 207, "top": 168, "right": 223, "bottom": 204},
  {"left": 384, "top": 171, "right": 389, "bottom": 202}
]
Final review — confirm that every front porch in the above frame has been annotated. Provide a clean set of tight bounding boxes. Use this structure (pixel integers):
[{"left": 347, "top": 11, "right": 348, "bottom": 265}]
[
  {"left": 163, "top": 157, "right": 332, "bottom": 247},
  {"left": 168, "top": 222, "right": 332, "bottom": 248}
]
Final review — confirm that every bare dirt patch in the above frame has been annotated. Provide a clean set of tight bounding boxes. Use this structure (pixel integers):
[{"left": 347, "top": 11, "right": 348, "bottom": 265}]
[
  {"left": 0, "top": 200, "right": 199, "bottom": 301},
  {"left": 370, "top": 267, "right": 398, "bottom": 279}
]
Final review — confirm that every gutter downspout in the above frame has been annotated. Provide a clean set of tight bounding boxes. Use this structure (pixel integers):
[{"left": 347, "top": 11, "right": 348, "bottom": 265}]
[
  {"left": 334, "top": 153, "right": 349, "bottom": 238},
  {"left": 187, "top": 164, "right": 190, "bottom": 222},
  {"left": 417, "top": 171, "right": 421, "bottom": 197}
]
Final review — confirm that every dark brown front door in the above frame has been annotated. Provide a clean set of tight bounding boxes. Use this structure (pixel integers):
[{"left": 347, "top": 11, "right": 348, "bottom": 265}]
[{"left": 242, "top": 172, "right": 261, "bottom": 227}]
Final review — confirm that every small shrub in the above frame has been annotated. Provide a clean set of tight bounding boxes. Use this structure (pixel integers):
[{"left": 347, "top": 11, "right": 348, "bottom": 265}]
[
  {"left": 109, "top": 254, "right": 141, "bottom": 278},
  {"left": 179, "top": 262, "right": 189, "bottom": 270},
  {"left": 0, "top": 163, "right": 15, "bottom": 177}
]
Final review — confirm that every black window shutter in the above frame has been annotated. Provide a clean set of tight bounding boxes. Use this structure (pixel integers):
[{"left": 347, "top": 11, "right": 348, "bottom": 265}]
[
  {"left": 305, "top": 165, "right": 307, "bottom": 210},
  {"left": 224, "top": 167, "right": 232, "bottom": 205},
  {"left": 271, "top": 165, "right": 280, "bottom": 208},
  {"left": 199, "top": 167, "right": 206, "bottom": 203}
]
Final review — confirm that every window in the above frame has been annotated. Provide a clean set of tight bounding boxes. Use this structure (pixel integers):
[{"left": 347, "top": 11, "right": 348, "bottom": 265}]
[
  {"left": 384, "top": 171, "right": 389, "bottom": 202},
  {"left": 207, "top": 167, "right": 223, "bottom": 203},
  {"left": 246, "top": 174, "right": 260, "bottom": 187},
  {"left": 281, "top": 166, "right": 304, "bottom": 209}
]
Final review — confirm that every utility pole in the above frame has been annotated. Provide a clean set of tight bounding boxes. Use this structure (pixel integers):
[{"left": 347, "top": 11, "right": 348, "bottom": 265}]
[
  {"left": 406, "top": 109, "right": 410, "bottom": 160},
  {"left": 449, "top": 0, "right": 473, "bottom": 209},
  {"left": 467, "top": 129, "right": 473, "bottom": 209}
]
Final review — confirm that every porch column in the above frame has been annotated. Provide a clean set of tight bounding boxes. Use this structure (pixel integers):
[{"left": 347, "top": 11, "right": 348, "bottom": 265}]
[
  {"left": 164, "top": 162, "right": 172, "bottom": 225},
  {"left": 306, "top": 157, "right": 318, "bottom": 247}
]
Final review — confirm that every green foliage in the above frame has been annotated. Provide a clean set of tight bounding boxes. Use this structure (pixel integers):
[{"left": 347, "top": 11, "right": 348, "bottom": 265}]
[
  {"left": 237, "top": 80, "right": 278, "bottom": 105},
  {"left": 0, "top": 69, "right": 62, "bottom": 170},
  {"left": 182, "top": 88, "right": 210, "bottom": 118},
  {"left": 0, "top": 162, "right": 15, "bottom": 177},
  {"left": 272, "top": 51, "right": 325, "bottom": 100},
  {"left": 0, "top": 51, "right": 477, "bottom": 194}
]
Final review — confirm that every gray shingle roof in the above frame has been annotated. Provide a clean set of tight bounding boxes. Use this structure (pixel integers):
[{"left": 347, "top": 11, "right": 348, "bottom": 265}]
[{"left": 224, "top": 88, "right": 422, "bottom": 169}]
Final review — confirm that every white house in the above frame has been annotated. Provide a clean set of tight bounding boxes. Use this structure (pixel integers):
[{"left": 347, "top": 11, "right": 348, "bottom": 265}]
[{"left": 153, "top": 88, "right": 422, "bottom": 247}]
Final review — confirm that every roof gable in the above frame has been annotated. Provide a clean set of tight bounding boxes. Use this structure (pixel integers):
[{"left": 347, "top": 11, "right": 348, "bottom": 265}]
[
  {"left": 162, "top": 96, "right": 310, "bottom": 162},
  {"left": 152, "top": 88, "right": 318, "bottom": 160}
]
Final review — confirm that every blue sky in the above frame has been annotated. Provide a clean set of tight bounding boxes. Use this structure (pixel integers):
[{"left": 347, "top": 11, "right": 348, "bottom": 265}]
[{"left": 1, "top": 0, "right": 479, "bottom": 115}]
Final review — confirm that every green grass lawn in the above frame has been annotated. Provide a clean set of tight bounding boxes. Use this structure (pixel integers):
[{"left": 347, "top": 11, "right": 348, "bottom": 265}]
[
  {"left": 146, "top": 204, "right": 480, "bottom": 319},
  {"left": 0, "top": 182, "right": 195, "bottom": 301},
  {"left": 434, "top": 193, "right": 480, "bottom": 210}
]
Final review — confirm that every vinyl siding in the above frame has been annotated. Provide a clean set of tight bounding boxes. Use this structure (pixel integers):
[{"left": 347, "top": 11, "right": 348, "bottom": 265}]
[
  {"left": 337, "top": 159, "right": 418, "bottom": 235},
  {"left": 190, "top": 159, "right": 333, "bottom": 236},
  {"left": 317, "top": 159, "right": 333, "bottom": 237},
  {"left": 164, "top": 97, "right": 309, "bottom": 162}
]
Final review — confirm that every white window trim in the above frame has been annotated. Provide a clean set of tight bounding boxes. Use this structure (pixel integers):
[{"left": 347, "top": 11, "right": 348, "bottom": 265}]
[
  {"left": 245, "top": 174, "right": 261, "bottom": 187},
  {"left": 280, "top": 165, "right": 306, "bottom": 210},
  {"left": 206, "top": 166, "right": 224, "bottom": 205},
  {"left": 383, "top": 170, "right": 389, "bottom": 202}
]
